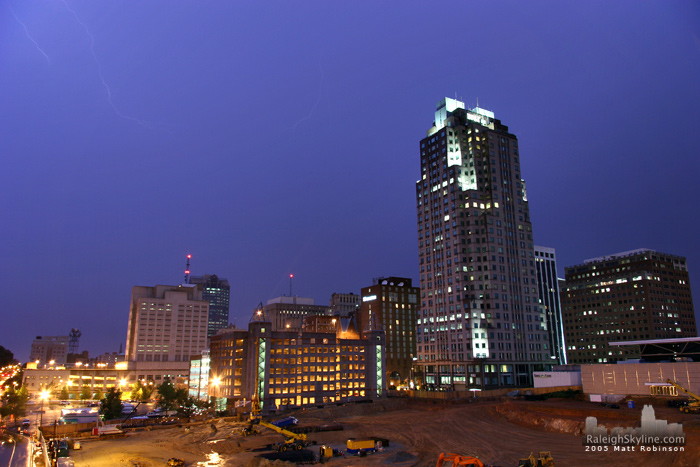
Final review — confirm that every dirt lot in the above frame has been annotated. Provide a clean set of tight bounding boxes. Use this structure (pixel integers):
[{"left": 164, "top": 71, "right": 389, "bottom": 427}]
[{"left": 67, "top": 397, "right": 700, "bottom": 467}]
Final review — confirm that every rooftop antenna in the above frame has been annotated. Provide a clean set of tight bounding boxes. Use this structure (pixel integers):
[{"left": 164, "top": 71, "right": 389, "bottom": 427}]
[
  {"left": 476, "top": 97, "right": 479, "bottom": 108},
  {"left": 68, "top": 328, "right": 81, "bottom": 354},
  {"left": 289, "top": 274, "right": 294, "bottom": 297},
  {"left": 184, "top": 254, "right": 192, "bottom": 284}
]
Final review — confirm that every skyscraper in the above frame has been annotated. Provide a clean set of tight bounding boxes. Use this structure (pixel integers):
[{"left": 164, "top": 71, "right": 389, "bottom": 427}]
[
  {"left": 535, "top": 246, "right": 567, "bottom": 364},
  {"left": 190, "top": 274, "right": 231, "bottom": 337},
  {"left": 415, "top": 97, "right": 550, "bottom": 389},
  {"left": 561, "top": 249, "right": 697, "bottom": 364}
]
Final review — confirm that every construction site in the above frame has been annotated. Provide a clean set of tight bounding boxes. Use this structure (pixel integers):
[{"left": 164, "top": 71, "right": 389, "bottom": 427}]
[{"left": 56, "top": 392, "right": 700, "bottom": 467}]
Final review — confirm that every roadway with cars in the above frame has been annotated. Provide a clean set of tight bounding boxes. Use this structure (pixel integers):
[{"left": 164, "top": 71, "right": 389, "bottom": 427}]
[{"left": 0, "top": 435, "right": 32, "bottom": 467}]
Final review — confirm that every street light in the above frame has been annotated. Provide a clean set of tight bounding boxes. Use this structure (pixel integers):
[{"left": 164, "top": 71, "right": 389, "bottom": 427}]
[{"left": 39, "top": 389, "right": 50, "bottom": 427}]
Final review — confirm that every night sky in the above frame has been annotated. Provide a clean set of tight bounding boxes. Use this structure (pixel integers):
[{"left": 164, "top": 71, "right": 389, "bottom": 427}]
[{"left": 2, "top": 1, "right": 699, "bottom": 362}]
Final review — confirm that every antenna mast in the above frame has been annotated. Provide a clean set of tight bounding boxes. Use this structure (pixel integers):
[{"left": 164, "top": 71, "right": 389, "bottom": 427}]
[
  {"left": 184, "top": 254, "right": 192, "bottom": 284},
  {"left": 289, "top": 274, "right": 293, "bottom": 297}
]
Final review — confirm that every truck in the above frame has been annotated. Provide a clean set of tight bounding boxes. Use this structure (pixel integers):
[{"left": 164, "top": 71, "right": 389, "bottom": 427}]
[
  {"left": 271, "top": 416, "right": 298, "bottom": 428},
  {"left": 91, "top": 424, "right": 124, "bottom": 436},
  {"left": 60, "top": 408, "right": 100, "bottom": 424},
  {"left": 346, "top": 439, "right": 378, "bottom": 455}
]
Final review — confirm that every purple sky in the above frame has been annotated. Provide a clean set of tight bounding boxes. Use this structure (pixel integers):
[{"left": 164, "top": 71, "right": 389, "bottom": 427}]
[{"left": 2, "top": 1, "right": 699, "bottom": 362}]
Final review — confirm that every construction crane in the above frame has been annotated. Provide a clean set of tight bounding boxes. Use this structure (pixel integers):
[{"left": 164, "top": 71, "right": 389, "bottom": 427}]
[
  {"left": 666, "top": 379, "right": 700, "bottom": 413},
  {"left": 256, "top": 419, "right": 312, "bottom": 452}
]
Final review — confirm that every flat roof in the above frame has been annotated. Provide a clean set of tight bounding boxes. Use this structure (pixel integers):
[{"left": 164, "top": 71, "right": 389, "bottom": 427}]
[
  {"left": 610, "top": 337, "right": 700, "bottom": 346},
  {"left": 610, "top": 337, "right": 700, "bottom": 362}
]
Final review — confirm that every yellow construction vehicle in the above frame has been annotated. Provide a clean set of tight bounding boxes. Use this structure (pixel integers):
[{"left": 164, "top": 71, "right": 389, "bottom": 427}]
[
  {"left": 517, "top": 451, "right": 555, "bottom": 467},
  {"left": 666, "top": 379, "right": 700, "bottom": 413},
  {"left": 252, "top": 418, "right": 312, "bottom": 452}
]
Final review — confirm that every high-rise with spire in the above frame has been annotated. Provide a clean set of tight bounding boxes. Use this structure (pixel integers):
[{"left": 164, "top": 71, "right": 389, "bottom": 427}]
[{"left": 415, "top": 97, "right": 551, "bottom": 389}]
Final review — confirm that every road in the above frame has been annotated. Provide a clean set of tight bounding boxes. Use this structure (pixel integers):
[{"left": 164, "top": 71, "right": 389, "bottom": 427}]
[{"left": 0, "top": 436, "right": 31, "bottom": 467}]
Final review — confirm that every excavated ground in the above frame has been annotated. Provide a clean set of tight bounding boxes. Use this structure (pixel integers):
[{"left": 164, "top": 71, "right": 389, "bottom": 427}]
[{"left": 68, "top": 397, "right": 700, "bottom": 467}]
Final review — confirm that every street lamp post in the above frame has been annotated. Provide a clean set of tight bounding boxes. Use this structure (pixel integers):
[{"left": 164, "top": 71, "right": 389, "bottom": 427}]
[{"left": 39, "top": 389, "right": 50, "bottom": 428}]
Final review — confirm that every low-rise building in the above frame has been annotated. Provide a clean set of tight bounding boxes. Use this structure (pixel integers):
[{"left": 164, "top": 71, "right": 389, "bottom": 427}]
[{"left": 208, "top": 307, "right": 385, "bottom": 413}]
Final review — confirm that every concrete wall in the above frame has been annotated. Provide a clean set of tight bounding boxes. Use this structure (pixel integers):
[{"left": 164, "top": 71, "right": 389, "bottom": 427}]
[
  {"left": 407, "top": 385, "right": 581, "bottom": 400},
  {"left": 581, "top": 362, "right": 700, "bottom": 396}
]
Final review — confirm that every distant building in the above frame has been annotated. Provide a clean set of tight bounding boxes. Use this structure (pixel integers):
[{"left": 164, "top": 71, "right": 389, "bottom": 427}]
[
  {"left": 208, "top": 307, "right": 384, "bottom": 414},
  {"left": 94, "top": 352, "right": 125, "bottom": 365},
  {"left": 263, "top": 296, "right": 330, "bottom": 332},
  {"left": 561, "top": 249, "right": 697, "bottom": 364},
  {"left": 125, "top": 284, "right": 210, "bottom": 385},
  {"left": 330, "top": 292, "right": 361, "bottom": 318},
  {"left": 359, "top": 277, "right": 418, "bottom": 385},
  {"left": 190, "top": 274, "right": 231, "bottom": 337},
  {"left": 535, "top": 246, "right": 566, "bottom": 364},
  {"left": 30, "top": 336, "right": 69, "bottom": 366}
]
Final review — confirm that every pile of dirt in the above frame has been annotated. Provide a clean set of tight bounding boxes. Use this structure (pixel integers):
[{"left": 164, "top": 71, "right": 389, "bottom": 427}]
[
  {"left": 490, "top": 401, "right": 583, "bottom": 435},
  {"left": 381, "top": 450, "right": 417, "bottom": 464},
  {"left": 295, "top": 398, "right": 410, "bottom": 421}
]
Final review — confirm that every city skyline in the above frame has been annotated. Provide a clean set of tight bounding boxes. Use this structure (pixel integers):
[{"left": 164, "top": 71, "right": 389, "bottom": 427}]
[{"left": 3, "top": 2, "right": 700, "bottom": 361}]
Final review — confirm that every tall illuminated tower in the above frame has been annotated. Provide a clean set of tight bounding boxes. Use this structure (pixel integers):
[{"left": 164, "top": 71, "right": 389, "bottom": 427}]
[{"left": 415, "top": 97, "right": 550, "bottom": 389}]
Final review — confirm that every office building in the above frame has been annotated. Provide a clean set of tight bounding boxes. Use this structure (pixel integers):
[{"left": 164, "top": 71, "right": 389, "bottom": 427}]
[
  {"left": 190, "top": 274, "right": 231, "bottom": 337},
  {"left": 330, "top": 292, "right": 361, "bottom": 318},
  {"left": 30, "top": 336, "right": 69, "bottom": 366},
  {"left": 188, "top": 350, "right": 211, "bottom": 401},
  {"left": 263, "top": 296, "right": 330, "bottom": 332},
  {"left": 561, "top": 249, "right": 697, "bottom": 364},
  {"left": 208, "top": 307, "right": 384, "bottom": 413},
  {"left": 415, "top": 97, "right": 550, "bottom": 389},
  {"left": 359, "top": 277, "right": 418, "bottom": 385},
  {"left": 124, "top": 284, "right": 209, "bottom": 384},
  {"left": 535, "top": 246, "right": 566, "bottom": 364}
]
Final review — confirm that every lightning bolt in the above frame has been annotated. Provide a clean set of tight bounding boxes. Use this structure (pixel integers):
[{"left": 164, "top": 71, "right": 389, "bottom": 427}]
[
  {"left": 60, "top": 0, "right": 152, "bottom": 127},
  {"left": 291, "top": 65, "right": 325, "bottom": 132},
  {"left": 9, "top": 4, "right": 50, "bottom": 64}
]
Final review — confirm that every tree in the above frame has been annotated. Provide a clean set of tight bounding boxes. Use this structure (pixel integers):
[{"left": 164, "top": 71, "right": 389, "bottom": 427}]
[
  {"left": 0, "top": 386, "right": 29, "bottom": 419},
  {"left": 79, "top": 385, "right": 91, "bottom": 400},
  {"left": 100, "top": 388, "right": 123, "bottom": 420},
  {"left": 130, "top": 381, "right": 154, "bottom": 402},
  {"left": 59, "top": 386, "right": 70, "bottom": 401},
  {"left": 93, "top": 388, "right": 104, "bottom": 401},
  {"left": 156, "top": 378, "right": 188, "bottom": 411},
  {"left": 0, "top": 345, "right": 15, "bottom": 367}
]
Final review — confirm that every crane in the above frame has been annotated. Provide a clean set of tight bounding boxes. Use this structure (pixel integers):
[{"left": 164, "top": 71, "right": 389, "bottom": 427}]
[
  {"left": 665, "top": 379, "right": 700, "bottom": 413},
  {"left": 256, "top": 419, "right": 312, "bottom": 452}
]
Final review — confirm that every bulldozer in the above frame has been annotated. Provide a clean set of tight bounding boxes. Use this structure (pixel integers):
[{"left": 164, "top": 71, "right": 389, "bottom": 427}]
[{"left": 517, "top": 451, "right": 555, "bottom": 467}]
